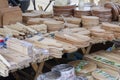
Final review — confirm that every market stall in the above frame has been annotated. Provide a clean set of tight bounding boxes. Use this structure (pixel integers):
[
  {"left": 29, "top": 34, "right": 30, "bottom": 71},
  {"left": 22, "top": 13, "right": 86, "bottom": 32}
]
[{"left": 0, "top": 0, "right": 120, "bottom": 80}]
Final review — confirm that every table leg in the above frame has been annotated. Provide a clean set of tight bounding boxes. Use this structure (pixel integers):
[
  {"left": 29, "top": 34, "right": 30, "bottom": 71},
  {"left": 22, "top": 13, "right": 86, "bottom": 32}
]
[
  {"left": 34, "top": 62, "right": 45, "bottom": 80},
  {"left": 12, "top": 72, "right": 21, "bottom": 80},
  {"left": 31, "top": 63, "right": 39, "bottom": 73},
  {"left": 85, "top": 44, "right": 92, "bottom": 54}
]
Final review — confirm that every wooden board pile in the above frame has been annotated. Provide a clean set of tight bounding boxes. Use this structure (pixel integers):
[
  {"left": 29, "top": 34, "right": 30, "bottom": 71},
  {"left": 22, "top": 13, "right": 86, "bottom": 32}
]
[
  {"left": 101, "top": 22, "right": 120, "bottom": 39},
  {"left": 44, "top": 20, "right": 65, "bottom": 32},
  {"left": 0, "top": 23, "right": 48, "bottom": 39},
  {"left": 22, "top": 11, "right": 53, "bottom": 24},
  {"left": 90, "top": 26, "right": 115, "bottom": 43},
  {"left": 74, "top": 8, "right": 92, "bottom": 18},
  {"left": 91, "top": 7, "right": 112, "bottom": 22},
  {"left": 0, "top": 48, "right": 32, "bottom": 77},
  {"left": 81, "top": 16, "right": 99, "bottom": 29},
  {"left": 54, "top": 32, "right": 91, "bottom": 48},
  {"left": 53, "top": 5, "right": 76, "bottom": 17}
]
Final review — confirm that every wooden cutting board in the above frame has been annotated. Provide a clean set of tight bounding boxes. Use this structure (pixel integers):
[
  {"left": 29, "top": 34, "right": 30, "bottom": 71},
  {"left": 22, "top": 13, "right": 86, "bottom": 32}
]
[
  {"left": 94, "top": 51, "right": 120, "bottom": 63},
  {"left": 84, "top": 54, "right": 120, "bottom": 71},
  {"left": 68, "top": 60, "right": 97, "bottom": 74},
  {"left": 92, "top": 68, "right": 119, "bottom": 80}
]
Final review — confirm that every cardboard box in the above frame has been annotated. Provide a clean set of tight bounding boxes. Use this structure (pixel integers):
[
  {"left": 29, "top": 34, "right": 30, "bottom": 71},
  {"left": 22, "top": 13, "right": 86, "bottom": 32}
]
[
  {"left": 0, "top": 0, "right": 9, "bottom": 9},
  {"left": 0, "top": 7, "right": 22, "bottom": 26}
]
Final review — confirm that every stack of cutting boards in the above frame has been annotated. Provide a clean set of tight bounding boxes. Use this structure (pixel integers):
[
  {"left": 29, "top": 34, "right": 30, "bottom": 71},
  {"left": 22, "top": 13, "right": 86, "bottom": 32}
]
[
  {"left": 81, "top": 16, "right": 99, "bottom": 29},
  {"left": 6, "top": 38, "right": 33, "bottom": 57},
  {"left": 5, "top": 23, "right": 37, "bottom": 39},
  {"left": 84, "top": 50, "right": 120, "bottom": 72},
  {"left": 32, "top": 11, "right": 53, "bottom": 18},
  {"left": 101, "top": 22, "right": 120, "bottom": 39},
  {"left": 26, "top": 35, "right": 64, "bottom": 58},
  {"left": 53, "top": 5, "right": 76, "bottom": 17},
  {"left": 0, "top": 48, "right": 32, "bottom": 77},
  {"left": 44, "top": 20, "right": 64, "bottom": 32},
  {"left": 54, "top": 32, "right": 91, "bottom": 48},
  {"left": 90, "top": 26, "right": 115, "bottom": 43},
  {"left": 29, "top": 24, "right": 47, "bottom": 34},
  {"left": 91, "top": 7, "right": 112, "bottom": 22},
  {"left": 62, "top": 28, "right": 90, "bottom": 36},
  {"left": 74, "top": 8, "right": 91, "bottom": 18},
  {"left": 27, "top": 18, "right": 55, "bottom": 25}
]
